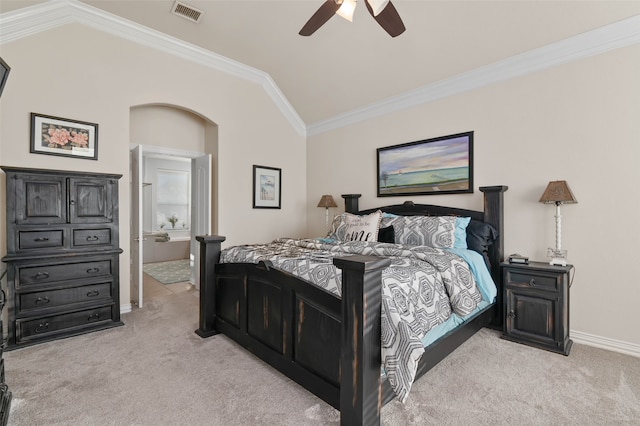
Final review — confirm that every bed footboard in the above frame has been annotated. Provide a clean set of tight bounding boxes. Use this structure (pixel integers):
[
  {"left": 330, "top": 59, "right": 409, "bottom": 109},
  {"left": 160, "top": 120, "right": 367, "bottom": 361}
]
[
  {"left": 335, "top": 255, "right": 391, "bottom": 426},
  {"left": 195, "top": 235, "right": 390, "bottom": 425}
]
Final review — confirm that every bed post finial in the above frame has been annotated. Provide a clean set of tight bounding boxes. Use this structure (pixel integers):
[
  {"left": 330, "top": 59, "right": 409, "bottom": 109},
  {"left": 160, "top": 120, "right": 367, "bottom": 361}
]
[{"left": 341, "top": 194, "right": 361, "bottom": 213}]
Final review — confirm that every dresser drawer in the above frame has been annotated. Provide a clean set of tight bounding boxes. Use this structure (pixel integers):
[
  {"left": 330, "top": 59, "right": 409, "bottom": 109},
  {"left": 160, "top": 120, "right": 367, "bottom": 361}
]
[
  {"left": 17, "top": 259, "right": 113, "bottom": 287},
  {"left": 504, "top": 270, "right": 560, "bottom": 292},
  {"left": 16, "top": 305, "right": 113, "bottom": 343},
  {"left": 18, "top": 282, "right": 112, "bottom": 313},
  {"left": 72, "top": 228, "right": 113, "bottom": 248},
  {"left": 18, "top": 230, "right": 64, "bottom": 250}
]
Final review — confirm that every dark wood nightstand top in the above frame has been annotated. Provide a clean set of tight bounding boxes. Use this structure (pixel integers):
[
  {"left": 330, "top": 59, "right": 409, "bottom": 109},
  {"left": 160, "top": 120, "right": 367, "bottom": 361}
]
[{"left": 502, "top": 261, "right": 573, "bottom": 273}]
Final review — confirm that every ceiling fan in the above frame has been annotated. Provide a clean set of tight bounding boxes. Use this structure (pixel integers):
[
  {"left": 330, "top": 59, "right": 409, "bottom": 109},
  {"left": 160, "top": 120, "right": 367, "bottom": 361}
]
[{"left": 299, "top": 0, "right": 406, "bottom": 37}]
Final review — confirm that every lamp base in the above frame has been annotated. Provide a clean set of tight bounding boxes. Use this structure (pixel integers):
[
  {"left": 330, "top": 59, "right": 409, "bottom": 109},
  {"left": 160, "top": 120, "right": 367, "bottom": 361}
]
[{"left": 547, "top": 248, "right": 568, "bottom": 266}]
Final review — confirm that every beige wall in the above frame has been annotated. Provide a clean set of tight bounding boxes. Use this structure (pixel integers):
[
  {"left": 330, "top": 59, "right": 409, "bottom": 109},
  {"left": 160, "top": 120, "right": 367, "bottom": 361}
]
[
  {"left": 1, "top": 12, "right": 637, "bottom": 351},
  {"left": 307, "top": 45, "right": 640, "bottom": 348},
  {"left": 0, "top": 24, "right": 307, "bottom": 309}
]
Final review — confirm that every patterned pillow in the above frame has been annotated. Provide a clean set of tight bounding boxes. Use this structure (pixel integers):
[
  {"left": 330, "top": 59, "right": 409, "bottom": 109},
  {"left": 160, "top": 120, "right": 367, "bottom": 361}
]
[
  {"left": 328, "top": 211, "right": 382, "bottom": 242},
  {"left": 381, "top": 215, "right": 468, "bottom": 248}
]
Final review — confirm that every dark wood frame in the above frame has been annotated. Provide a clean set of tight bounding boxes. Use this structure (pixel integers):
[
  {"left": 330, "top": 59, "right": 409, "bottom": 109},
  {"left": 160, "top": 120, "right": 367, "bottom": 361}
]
[
  {"left": 30, "top": 113, "right": 98, "bottom": 160},
  {"left": 196, "top": 185, "right": 507, "bottom": 425},
  {"left": 0, "top": 56, "right": 10, "bottom": 98},
  {"left": 377, "top": 131, "right": 474, "bottom": 197},
  {"left": 252, "top": 165, "right": 282, "bottom": 209}
]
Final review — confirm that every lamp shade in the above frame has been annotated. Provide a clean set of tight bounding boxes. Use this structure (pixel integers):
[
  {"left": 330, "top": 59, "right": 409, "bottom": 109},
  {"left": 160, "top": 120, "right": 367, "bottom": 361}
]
[
  {"left": 317, "top": 194, "right": 338, "bottom": 208},
  {"left": 539, "top": 180, "right": 578, "bottom": 204}
]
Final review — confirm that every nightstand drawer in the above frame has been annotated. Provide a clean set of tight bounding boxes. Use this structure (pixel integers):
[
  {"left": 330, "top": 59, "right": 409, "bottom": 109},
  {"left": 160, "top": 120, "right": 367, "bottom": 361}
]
[
  {"left": 18, "top": 282, "right": 113, "bottom": 313},
  {"left": 17, "top": 259, "right": 113, "bottom": 287},
  {"left": 505, "top": 270, "right": 560, "bottom": 291}
]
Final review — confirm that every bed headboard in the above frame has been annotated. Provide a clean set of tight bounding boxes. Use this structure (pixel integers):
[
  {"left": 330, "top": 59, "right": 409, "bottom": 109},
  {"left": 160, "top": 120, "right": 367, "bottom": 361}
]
[{"left": 342, "top": 186, "right": 508, "bottom": 325}]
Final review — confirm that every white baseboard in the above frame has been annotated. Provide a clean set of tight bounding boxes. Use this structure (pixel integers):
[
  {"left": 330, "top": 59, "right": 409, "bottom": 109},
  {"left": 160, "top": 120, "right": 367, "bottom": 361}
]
[
  {"left": 120, "top": 303, "right": 132, "bottom": 314},
  {"left": 571, "top": 330, "right": 640, "bottom": 358}
]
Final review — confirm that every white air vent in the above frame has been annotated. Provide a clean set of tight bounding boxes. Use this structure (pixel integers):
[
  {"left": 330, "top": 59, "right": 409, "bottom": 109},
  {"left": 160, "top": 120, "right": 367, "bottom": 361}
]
[{"left": 171, "top": 1, "right": 204, "bottom": 23}]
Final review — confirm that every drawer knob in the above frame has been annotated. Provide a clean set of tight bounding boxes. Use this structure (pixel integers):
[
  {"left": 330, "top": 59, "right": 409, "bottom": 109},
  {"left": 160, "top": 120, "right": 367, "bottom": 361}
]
[
  {"left": 86, "top": 290, "right": 100, "bottom": 297},
  {"left": 35, "top": 322, "right": 50, "bottom": 333},
  {"left": 34, "top": 237, "right": 50, "bottom": 242},
  {"left": 88, "top": 313, "right": 101, "bottom": 322},
  {"left": 34, "top": 272, "right": 50, "bottom": 280},
  {"left": 86, "top": 236, "right": 99, "bottom": 242},
  {"left": 529, "top": 278, "right": 536, "bottom": 287},
  {"left": 35, "top": 296, "right": 50, "bottom": 304},
  {"left": 86, "top": 267, "right": 100, "bottom": 274},
  {"left": 508, "top": 310, "right": 516, "bottom": 318}
]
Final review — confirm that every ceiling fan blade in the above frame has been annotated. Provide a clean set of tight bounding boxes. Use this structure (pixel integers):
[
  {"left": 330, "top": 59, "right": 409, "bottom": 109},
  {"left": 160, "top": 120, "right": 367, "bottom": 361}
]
[
  {"left": 364, "top": 0, "right": 406, "bottom": 37},
  {"left": 299, "top": 0, "right": 342, "bottom": 36}
]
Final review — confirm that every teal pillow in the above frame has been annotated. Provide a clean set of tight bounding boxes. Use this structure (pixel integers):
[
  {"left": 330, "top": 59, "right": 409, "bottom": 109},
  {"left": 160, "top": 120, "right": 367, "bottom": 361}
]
[{"left": 454, "top": 217, "right": 471, "bottom": 249}]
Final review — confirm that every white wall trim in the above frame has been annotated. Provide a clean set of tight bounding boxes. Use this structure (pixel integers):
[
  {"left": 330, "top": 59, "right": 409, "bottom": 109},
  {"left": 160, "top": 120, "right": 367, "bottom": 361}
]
[
  {"left": 121, "top": 303, "right": 133, "bottom": 314},
  {"left": 0, "top": 0, "right": 307, "bottom": 137},
  {"left": 307, "top": 14, "right": 640, "bottom": 136},
  {"left": 571, "top": 330, "right": 640, "bottom": 359}
]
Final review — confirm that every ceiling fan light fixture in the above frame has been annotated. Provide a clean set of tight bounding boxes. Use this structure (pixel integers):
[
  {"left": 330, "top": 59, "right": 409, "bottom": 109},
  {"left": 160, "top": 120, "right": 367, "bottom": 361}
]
[
  {"left": 366, "top": 0, "right": 389, "bottom": 16},
  {"left": 336, "top": 0, "right": 357, "bottom": 22}
]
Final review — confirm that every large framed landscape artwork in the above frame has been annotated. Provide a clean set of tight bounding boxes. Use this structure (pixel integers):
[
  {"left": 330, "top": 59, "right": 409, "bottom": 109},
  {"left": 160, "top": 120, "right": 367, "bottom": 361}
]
[{"left": 377, "top": 131, "right": 474, "bottom": 196}]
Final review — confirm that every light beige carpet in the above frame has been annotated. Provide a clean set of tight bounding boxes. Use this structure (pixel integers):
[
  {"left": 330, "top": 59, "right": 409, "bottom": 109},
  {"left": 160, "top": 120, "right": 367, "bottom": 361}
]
[{"left": 5, "top": 288, "right": 640, "bottom": 425}]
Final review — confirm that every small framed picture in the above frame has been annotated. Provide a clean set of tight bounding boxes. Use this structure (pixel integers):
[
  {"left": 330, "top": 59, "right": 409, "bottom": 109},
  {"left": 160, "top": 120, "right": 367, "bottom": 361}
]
[
  {"left": 30, "top": 113, "right": 98, "bottom": 160},
  {"left": 253, "top": 165, "right": 281, "bottom": 209}
]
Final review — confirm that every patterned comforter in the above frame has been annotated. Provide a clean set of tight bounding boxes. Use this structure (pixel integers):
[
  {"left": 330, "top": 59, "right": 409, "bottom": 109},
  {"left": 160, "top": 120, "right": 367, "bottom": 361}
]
[{"left": 221, "top": 238, "right": 484, "bottom": 402}]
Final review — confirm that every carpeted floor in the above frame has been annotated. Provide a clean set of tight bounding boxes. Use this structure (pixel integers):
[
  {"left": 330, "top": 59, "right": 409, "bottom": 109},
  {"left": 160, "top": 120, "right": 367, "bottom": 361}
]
[
  {"left": 4, "top": 289, "right": 640, "bottom": 425},
  {"left": 143, "top": 259, "right": 190, "bottom": 284}
]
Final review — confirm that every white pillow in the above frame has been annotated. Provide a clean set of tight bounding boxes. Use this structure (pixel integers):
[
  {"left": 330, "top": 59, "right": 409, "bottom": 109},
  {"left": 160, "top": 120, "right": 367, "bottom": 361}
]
[{"left": 342, "top": 211, "right": 382, "bottom": 242}]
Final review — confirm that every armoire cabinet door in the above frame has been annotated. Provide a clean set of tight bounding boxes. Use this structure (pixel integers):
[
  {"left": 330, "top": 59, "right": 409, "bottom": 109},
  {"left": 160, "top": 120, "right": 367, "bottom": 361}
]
[
  {"left": 68, "top": 177, "right": 115, "bottom": 224},
  {"left": 14, "top": 174, "right": 67, "bottom": 225}
]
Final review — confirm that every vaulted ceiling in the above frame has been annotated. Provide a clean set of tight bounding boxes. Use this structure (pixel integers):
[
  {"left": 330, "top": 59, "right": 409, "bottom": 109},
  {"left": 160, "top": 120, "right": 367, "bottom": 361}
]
[{"left": 2, "top": 1, "right": 640, "bottom": 130}]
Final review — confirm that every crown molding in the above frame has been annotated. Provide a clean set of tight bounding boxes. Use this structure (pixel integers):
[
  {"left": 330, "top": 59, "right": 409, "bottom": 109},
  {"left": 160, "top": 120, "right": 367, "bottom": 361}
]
[
  {"left": 0, "top": 0, "right": 307, "bottom": 137},
  {"left": 307, "top": 14, "right": 640, "bottom": 137},
  {"left": 2, "top": 2, "right": 639, "bottom": 139}
]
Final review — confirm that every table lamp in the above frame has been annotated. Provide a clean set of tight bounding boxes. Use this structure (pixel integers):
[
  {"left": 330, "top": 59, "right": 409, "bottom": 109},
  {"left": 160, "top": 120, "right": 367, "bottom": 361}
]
[
  {"left": 539, "top": 180, "right": 577, "bottom": 266},
  {"left": 317, "top": 194, "right": 337, "bottom": 232}
]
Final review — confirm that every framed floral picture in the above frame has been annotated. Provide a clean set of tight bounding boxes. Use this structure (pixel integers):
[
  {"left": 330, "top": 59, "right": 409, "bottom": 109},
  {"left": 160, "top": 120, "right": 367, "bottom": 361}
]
[
  {"left": 253, "top": 165, "right": 281, "bottom": 209},
  {"left": 30, "top": 113, "right": 98, "bottom": 160}
]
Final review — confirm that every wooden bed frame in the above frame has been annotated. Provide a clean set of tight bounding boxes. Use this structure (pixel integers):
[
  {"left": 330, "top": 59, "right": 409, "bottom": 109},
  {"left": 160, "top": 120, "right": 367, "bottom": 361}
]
[{"left": 196, "top": 186, "right": 507, "bottom": 425}]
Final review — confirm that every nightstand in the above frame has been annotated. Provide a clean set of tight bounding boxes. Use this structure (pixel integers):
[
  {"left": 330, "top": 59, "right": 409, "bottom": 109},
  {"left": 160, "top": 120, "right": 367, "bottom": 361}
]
[{"left": 502, "top": 261, "right": 573, "bottom": 355}]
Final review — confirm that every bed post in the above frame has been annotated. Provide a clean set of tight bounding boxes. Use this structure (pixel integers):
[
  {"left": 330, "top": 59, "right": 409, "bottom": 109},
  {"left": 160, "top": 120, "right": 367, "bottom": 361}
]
[
  {"left": 195, "top": 235, "right": 226, "bottom": 338},
  {"left": 333, "top": 255, "right": 391, "bottom": 426},
  {"left": 479, "top": 186, "right": 508, "bottom": 327},
  {"left": 342, "top": 194, "right": 362, "bottom": 214},
  {"left": 479, "top": 186, "right": 508, "bottom": 276}
]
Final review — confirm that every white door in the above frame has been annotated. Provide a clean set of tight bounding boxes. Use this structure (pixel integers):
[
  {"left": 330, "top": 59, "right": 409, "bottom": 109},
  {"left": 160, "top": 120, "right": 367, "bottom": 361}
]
[
  {"left": 131, "top": 145, "right": 144, "bottom": 307},
  {"left": 190, "top": 154, "right": 212, "bottom": 289}
]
